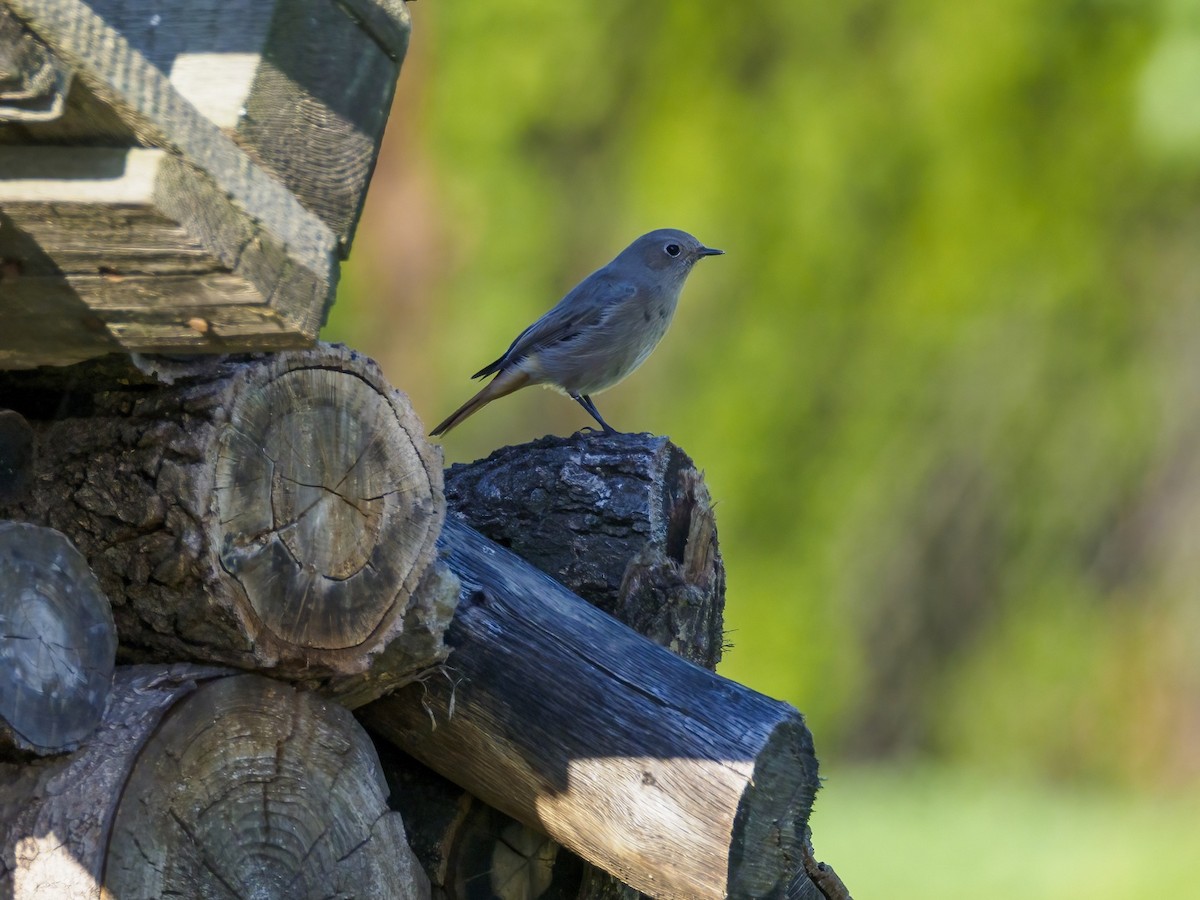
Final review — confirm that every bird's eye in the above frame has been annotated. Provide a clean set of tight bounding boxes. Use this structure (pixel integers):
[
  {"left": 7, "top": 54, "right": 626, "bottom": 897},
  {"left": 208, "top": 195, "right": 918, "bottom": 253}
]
[{"left": 665, "top": 243, "right": 681, "bottom": 257}]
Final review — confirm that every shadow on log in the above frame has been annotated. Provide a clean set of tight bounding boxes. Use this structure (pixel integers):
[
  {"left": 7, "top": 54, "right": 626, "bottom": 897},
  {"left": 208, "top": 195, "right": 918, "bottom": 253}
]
[
  {"left": 0, "top": 665, "right": 428, "bottom": 899},
  {"left": 0, "top": 344, "right": 452, "bottom": 696},
  {"left": 0, "top": 410, "right": 33, "bottom": 506},
  {"left": 363, "top": 519, "right": 819, "bottom": 900},
  {"left": 378, "top": 741, "right": 585, "bottom": 900}
]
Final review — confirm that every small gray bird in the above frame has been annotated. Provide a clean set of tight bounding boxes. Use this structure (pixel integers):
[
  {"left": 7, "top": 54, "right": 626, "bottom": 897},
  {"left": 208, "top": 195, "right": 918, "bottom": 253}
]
[{"left": 430, "top": 228, "right": 723, "bottom": 437}]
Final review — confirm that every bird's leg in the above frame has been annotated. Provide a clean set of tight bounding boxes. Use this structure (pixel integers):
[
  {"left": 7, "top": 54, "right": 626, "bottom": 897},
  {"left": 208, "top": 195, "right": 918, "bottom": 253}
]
[{"left": 572, "top": 394, "right": 620, "bottom": 434}]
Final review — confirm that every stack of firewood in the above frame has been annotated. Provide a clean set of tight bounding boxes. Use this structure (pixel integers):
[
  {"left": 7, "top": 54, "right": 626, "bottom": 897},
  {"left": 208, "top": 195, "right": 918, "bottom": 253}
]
[{"left": 0, "top": 2, "right": 841, "bottom": 897}]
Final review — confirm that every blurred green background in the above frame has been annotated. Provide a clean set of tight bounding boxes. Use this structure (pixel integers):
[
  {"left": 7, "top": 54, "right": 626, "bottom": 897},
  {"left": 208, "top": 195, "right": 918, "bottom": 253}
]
[{"left": 326, "top": 2, "right": 1200, "bottom": 895}]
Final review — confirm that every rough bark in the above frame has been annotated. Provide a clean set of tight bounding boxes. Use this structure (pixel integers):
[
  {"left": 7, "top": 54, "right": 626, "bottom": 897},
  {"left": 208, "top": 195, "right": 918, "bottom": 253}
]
[
  {"left": 0, "top": 664, "right": 429, "bottom": 899},
  {"left": 0, "top": 520, "right": 114, "bottom": 757},
  {"left": 445, "top": 432, "right": 725, "bottom": 669},
  {"left": 0, "top": 344, "right": 452, "bottom": 692},
  {"left": 362, "top": 519, "right": 820, "bottom": 900}
]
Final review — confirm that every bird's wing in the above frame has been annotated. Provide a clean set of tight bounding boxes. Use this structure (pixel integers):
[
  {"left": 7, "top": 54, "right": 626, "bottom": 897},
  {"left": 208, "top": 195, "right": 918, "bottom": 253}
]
[{"left": 471, "top": 275, "right": 636, "bottom": 380}]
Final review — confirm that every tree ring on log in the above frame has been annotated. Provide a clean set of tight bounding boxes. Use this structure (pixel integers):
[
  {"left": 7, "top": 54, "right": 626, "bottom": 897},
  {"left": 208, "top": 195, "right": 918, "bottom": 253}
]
[
  {"left": 213, "top": 351, "right": 442, "bottom": 662},
  {"left": 101, "top": 673, "right": 427, "bottom": 897}
]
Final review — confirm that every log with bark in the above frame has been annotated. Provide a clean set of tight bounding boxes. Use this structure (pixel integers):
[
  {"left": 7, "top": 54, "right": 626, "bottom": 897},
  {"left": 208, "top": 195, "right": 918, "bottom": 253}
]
[
  {"left": 363, "top": 518, "right": 820, "bottom": 900},
  {"left": 0, "top": 344, "right": 454, "bottom": 696},
  {"left": 0, "top": 520, "right": 115, "bottom": 757},
  {"left": 375, "top": 434, "right": 843, "bottom": 899},
  {"left": 0, "top": 664, "right": 428, "bottom": 899},
  {"left": 444, "top": 432, "right": 725, "bottom": 669},
  {"left": 443, "top": 432, "right": 727, "bottom": 899}
]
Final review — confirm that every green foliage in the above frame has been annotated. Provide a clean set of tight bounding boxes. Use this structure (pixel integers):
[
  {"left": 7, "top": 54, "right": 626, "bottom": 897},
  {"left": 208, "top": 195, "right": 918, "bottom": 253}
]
[
  {"left": 328, "top": 0, "right": 1200, "bottom": 789},
  {"left": 813, "top": 765, "right": 1200, "bottom": 898}
]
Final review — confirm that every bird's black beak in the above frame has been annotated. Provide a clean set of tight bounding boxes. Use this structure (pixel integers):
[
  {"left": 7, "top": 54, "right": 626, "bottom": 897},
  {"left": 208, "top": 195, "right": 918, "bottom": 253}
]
[{"left": 698, "top": 246, "right": 724, "bottom": 257}]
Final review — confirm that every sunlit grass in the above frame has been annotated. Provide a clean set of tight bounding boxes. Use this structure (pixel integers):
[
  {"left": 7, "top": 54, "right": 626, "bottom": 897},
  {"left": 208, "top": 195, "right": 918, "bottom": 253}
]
[{"left": 811, "top": 765, "right": 1200, "bottom": 899}]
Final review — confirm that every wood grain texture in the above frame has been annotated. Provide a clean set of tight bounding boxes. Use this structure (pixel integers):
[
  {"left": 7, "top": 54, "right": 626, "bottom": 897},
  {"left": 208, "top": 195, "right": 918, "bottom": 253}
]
[
  {"left": 0, "top": 5, "right": 71, "bottom": 122},
  {"left": 3, "top": 0, "right": 335, "bottom": 263},
  {"left": 0, "top": 665, "right": 428, "bottom": 899},
  {"left": 363, "top": 520, "right": 820, "bottom": 900},
  {"left": 0, "top": 344, "right": 451, "bottom": 689},
  {"left": 1, "top": 0, "right": 354, "bottom": 365},
  {"left": 0, "top": 521, "right": 114, "bottom": 757},
  {"left": 0, "top": 145, "right": 324, "bottom": 367},
  {"left": 0, "top": 664, "right": 231, "bottom": 899},
  {"left": 445, "top": 432, "right": 726, "bottom": 669},
  {"left": 444, "top": 433, "right": 727, "bottom": 899},
  {"left": 102, "top": 672, "right": 428, "bottom": 899},
  {"left": 232, "top": 0, "right": 410, "bottom": 252},
  {"left": 24, "top": 0, "right": 411, "bottom": 251}
]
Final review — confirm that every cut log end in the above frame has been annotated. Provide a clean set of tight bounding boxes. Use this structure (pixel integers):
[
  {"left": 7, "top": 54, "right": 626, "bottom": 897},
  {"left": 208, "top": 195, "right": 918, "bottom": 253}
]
[
  {"left": 0, "top": 521, "right": 115, "bottom": 757},
  {"left": 103, "top": 673, "right": 429, "bottom": 898},
  {"left": 729, "top": 716, "right": 820, "bottom": 898},
  {"left": 0, "top": 344, "right": 448, "bottom": 686},
  {"left": 213, "top": 347, "right": 444, "bottom": 671}
]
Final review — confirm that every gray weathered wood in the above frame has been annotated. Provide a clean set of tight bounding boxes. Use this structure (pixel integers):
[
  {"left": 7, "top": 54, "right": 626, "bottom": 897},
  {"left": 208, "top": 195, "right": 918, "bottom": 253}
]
[
  {"left": 0, "top": 0, "right": 411, "bottom": 366},
  {"left": 9, "top": 0, "right": 411, "bottom": 250},
  {"left": 4, "top": 0, "right": 333, "bottom": 258},
  {"left": 0, "top": 665, "right": 228, "bottom": 898},
  {"left": 0, "top": 5, "right": 71, "bottom": 122},
  {"left": 362, "top": 519, "right": 820, "bottom": 900},
  {"left": 445, "top": 432, "right": 726, "bottom": 669},
  {"left": 224, "top": 0, "right": 410, "bottom": 251},
  {"left": 0, "top": 344, "right": 452, "bottom": 691},
  {"left": 0, "top": 665, "right": 429, "bottom": 899},
  {"left": 0, "top": 147, "right": 311, "bottom": 367},
  {"left": 0, "top": 521, "right": 114, "bottom": 757},
  {"left": 445, "top": 432, "right": 728, "bottom": 898}
]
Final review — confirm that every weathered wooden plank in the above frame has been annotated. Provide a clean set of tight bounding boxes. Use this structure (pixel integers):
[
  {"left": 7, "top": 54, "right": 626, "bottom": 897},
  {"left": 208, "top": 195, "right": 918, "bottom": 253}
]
[
  {"left": 6, "top": 0, "right": 407, "bottom": 252},
  {"left": 0, "top": 147, "right": 214, "bottom": 275},
  {"left": 71, "top": 0, "right": 410, "bottom": 249},
  {"left": 0, "top": 0, "right": 347, "bottom": 365},
  {"left": 232, "top": 0, "right": 409, "bottom": 251},
  {"left": 0, "top": 146, "right": 284, "bottom": 364},
  {"left": 3, "top": 0, "right": 336, "bottom": 261},
  {"left": 0, "top": 146, "right": 334, "bottom": 364}
]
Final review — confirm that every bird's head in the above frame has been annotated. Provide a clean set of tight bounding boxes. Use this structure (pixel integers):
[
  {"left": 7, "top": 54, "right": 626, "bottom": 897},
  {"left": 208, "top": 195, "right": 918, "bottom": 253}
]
[{"left": 618, "top": 228, "right": 724, "bottom": 278}]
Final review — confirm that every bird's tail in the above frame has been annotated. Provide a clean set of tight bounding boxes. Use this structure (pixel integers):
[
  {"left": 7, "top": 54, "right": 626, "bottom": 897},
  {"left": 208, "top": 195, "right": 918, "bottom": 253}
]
[{"left": 429, "top": 368, "right": 532, "bottom": 437}]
